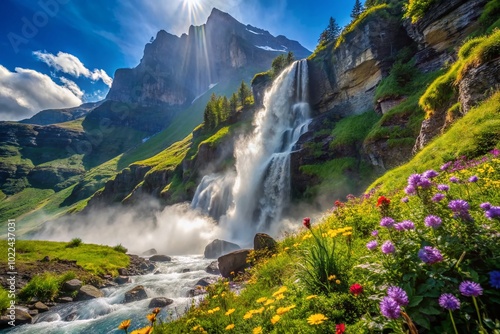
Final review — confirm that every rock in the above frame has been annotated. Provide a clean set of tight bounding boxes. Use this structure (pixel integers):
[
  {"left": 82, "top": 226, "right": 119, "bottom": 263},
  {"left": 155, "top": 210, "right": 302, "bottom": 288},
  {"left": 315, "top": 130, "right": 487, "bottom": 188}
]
[
  {"left": 57, "top": 297, "right": 73, "bottom": 303},
  {"left": 124, "top": 285, "right": 148, "bottom": 303},
  {"left": 28, "top": 309, "right": 38, "bottom": 316},
  {"left": 154, "top": 270, "right": 162, "bottom": 275},
  {"left": 34, "top": 302, "right": 49, "bottom": 312},
  {"left": 75, "top": 285, "right": 104, "bottom": 301},
  {"left": 217, "top": 249, "right": 251, "bottom": 278},
  {"left": 204, "top": 239, "right": 241, "bottom": 259},
  {"left": 0, "top": 309, "right": 32, "bottom": 328},
  {"left": 253, "top": 233, "right": 277, "bottom": 252},
  {"left": 65, "top": 313, "right": 78, "bottom": 322},
  {"left": 187, "top": 288, "right": 207, "bottom": 297},
  {"left": 195, "top": 277, "right": 217, "bottom": 287},
  {"left": 41, "top": 256, "right": 50, "bottom": 262},
  {"left": 182, "top": 269, "right": 190, "bottom": 273},
  {"left": 149, "top": 255, "right": 172, "bottom": 262},
  {"left": 62, "top": 279, "right": 83, "bottom": 292},
  {"left": 205, "top": 261, "right": 220, "bottom": 275},
  {"left": 459, "top": 58, "right": 500, "bottom": 114},
  {"left": 114, "top": 276, "right": 131, "bottom": 285},
  {"left": 148, "top": 297, "right": 174, "bottom": 308},
  {"left": 142, "top": 248, "right": 157, "bottom": 256},
  {"left": 118, "top": 268, "right": 129, "bottom": 276},
  {"left": 99, "top": 281, "right": 118, "bottom": 289}
]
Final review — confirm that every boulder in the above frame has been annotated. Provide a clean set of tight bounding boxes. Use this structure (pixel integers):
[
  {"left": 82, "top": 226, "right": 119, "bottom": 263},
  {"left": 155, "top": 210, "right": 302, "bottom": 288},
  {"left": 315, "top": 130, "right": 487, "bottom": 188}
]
[
  {"left": 149, "top": 255, "right": 172, "bottom": 262},
  {"left": 187, "top": 288, "right": 207, "bottom": 297},
  {"left": 148, "top": 297, "right": 174, "bottom": 308},
  {"left": 218, "top": 249, "right": 251, "bottom": 278},
  {"left": 75, "top": 285, "right": 104, "bottom": 301},
  {"left": 0, "top": 309, "right": 32, "bottom": 329},
  {"left": 181, "top": 268, "right": 190, "bottom": 273},
  {"left": 142, "top": 248, "right": 157, "bottom": 256},
  {"left": 195, "top": 277, "right": 217, "bottom": 287},
  {"left": 459, "top": 58, "right": 500, "bottom": 114},
  {"left": 114, "top": 276, "right": 131, "bottom": 285},
  {"left": 62, "top": 279, "right": 83, "bottom": 292},
  {"left": 124, "top": 285, "right": 148, "bottom": 303},
  {"left": 253, "top": 233, "right": 277, "bottom": 252},
  {"left": 205, "top": 261, "right": 220, "bottom": 275},
  {"left": 204, "top": 239, "right": 241, "bottom": 259},
  {"left": 118, "top": 268, "right": 129, "bottom": 276},
  {"left": 34, "top": 302, "right": 49, "bottom": 312},
  {"left": 57, "top": 297, "right": 73, "bottom": 303}
]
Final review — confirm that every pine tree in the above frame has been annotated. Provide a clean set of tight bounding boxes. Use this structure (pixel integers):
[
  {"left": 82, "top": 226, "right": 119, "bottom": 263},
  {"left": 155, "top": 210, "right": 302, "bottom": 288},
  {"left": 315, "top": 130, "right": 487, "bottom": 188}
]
[
  {"left": 230, "top": 92, "right": 238, "bottom": 114},
  {"left": 326, "top": 17, "right": 341, "bottom": 42},
  {"left": 221, "top": 96, "right": 230, "bottom": 122},
  {"left": 351, "top": 0, "right": 364, "bottom": 19},
  {"left": 364, "top": 0, "right": 378, "bottom": 8},
  {"left": 286, "top": 51, "right": 295, "bottom": 65},
  {"left": 318, "top": 30, "right": 329, "bottom": 45},
  {"left": 238, "top": 81, "right": 251, "bottom": 106}
]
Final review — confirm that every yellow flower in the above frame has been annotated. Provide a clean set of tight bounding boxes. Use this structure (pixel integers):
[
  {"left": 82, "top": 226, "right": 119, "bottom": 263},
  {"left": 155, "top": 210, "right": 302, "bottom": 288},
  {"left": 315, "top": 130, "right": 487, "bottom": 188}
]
[
  {"left": 244, "top": 311, "right": 253, "bottom": 320},
  {"left": 293, "top": 243, "right": 299, "bottom": 247},
  {"left": 152, "top": 308, "right": 161, "bottom": 315},
  {"left": 306, "top": 295, "right": 317, "bottom": 300},
  {"left": 146, "top": 313, "right": 156, "bottom": 323},
  {"left": 192, "top": 325, "right": 200, "bottom": 331},
  {"left": 264, "top": 299, "right": 275, "bottom": 305},
  {"left": 225, "top": 324, "right": 235, "bottom": 330},
  {"left": 271, "top": 315, "right": 281, "bottom": 324},
  {"left": 130, "top": 326, "right": 153, "bottom": 334},
  {"left": 253, "top": 326, "right": 263, "bottom": 334},
  {"left": 225, "top": 308, "right": 235, "bottom": 316},
  {"left": 256, "top": 297, "right": 267, "bottom": 304},
  {"left": 284, "top": 247, "right": 290, "bottom": 251},
  {"left": 118, "top": 319, "right": 131, "bottom": 330},
  {"left": 342, "top": 232, "right": 352, "bottom": 236},
  {"left": 207, "top": 307, "right": 220, "bottom": 314},
  {"left": 273, "top": 286, "right": 288, "bottom": 296},
  {"left": 212, "top": 294, "right": 219, "bottom": 299},
  {"left": 275, "top": 293, "right": 285, "bottom": 300},
  {"left": 335, "top": 279, "right": 341, "bottom": 284},
  {"left": 327, "top": 275, "right": 336, "bottom": 281},
  {"left": 307, "top": 313, "right": 328, "bottom": 325},
  {"left": 253, "top": 307, "right": 265, "bottom": 314},
  {"left": 276, "top": 304, "right": 296, "bottom": 315}
]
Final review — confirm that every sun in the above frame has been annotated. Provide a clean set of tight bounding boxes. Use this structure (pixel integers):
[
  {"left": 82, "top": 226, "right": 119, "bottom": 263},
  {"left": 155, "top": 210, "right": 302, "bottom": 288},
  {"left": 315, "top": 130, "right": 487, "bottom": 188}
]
[{"left": 182, "top": 0, "right": 202, "bottom": 15}]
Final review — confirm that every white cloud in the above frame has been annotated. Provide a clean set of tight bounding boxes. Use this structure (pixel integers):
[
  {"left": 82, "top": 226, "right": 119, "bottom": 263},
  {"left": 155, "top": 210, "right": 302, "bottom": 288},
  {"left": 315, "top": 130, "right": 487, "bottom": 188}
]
[
  {"left": 33, "top": 50, "right": 113, "bottom": 87},
  {"left": 0, "top": 65, "right": 82, "bottom": 121}
]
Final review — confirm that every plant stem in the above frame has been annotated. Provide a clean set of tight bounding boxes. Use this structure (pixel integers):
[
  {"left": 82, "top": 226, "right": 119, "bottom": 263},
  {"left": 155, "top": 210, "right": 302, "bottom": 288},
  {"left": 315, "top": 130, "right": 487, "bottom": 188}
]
[
  {"left": 472, "top": 296, "right": 486, "bottom": 334},
  {"left": 448, "top": 309, "right": 458, "bottom": 334}
]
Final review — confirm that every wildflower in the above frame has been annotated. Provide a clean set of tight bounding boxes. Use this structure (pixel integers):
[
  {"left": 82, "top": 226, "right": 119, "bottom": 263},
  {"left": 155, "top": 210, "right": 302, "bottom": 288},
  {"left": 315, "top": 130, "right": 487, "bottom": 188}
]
[
  {"left": 480, "top": 202, "right": 492, "bottom": 210},
  {"left": 275, "top": 293, "right": 285, "bottom": 300},
  {"left": 468, "top": 175, "right": 478, "bottom": 182},
  {"left": 401, "top": 197, "right": 409, "bottom": 203},
  {"left": 380, "top": 297, "right": 401, "bottom": 319},
  {"left": 349, "top": 283, "right": 363, "bottom": 296},
  {"left": 253, "top": 307, "right": 265, "bottom": 314},
  {"left": 256, "top": 297, "right": 267, "bottom": 304},
  {"left": 405, "top": 185, "right": 416, "bottom": 195},
  {"left": 225, "top": 324, "right": 235, "bottom": 330},
  {"left": 307, "top": 313, "right": 328, "bottom": 325},
  {"left": 264, "top": 299, "right": 275, "bottom": 305},
  {"left": 381, "top": 240, "right": 395, "bottom": 254},
  {"left": 387, "top": 286, "right": 409, "bottom": 306},
  {"left": 277, "top": 305, "right": 296, "bottom": 315},
  {"left": 394, "top": 220, "right": 415, "bottom": 231},
  {"left": 418, "top": 246, "right": 444, "bottom": 264},
  {"left": 327, "top": 274, "right": 336, "bottom": 281},
  {"left": 366, "top": 240, "right": 378, "bottom": 251},
  {"left": 450, "top": 176, "right": 460, "bottom": 183},
  {"left": 423, "top": 170, "right": 439, "bottom": 178},
  {"left": 489, "top": 271, "right": 500, "bottom": 289},
  {"left": 146, "top": 313, "right": 156, "bottom": 323},
  {"left": 118, "top": 319, "right": 131, "bottom": 331},
  {"left": 225, "top": 309, "right": 235, "bottom": 316},
  {"left": 253, "top": 326, "right": 263, "bottom": 334},
  {"left": 152, "top": 308, "right": 160, "bottom": 315},
  {"left": 130, "top": 327, "right": 153, "bottom": 334},
  {"left": 459, "top": 281, "right": 483, "bottom": 297},
  {"left": 334, "top": 200, "right": 344, "bottom": 207},
  {"left": 377, "top": 196, "right": 391, "bottom": 207},
  {"left": 303, "top": 217, "right": 311, "bottom": 229},
  {"left": 380, "top": 217, "right": 395, "bottom": 228},
  {"left": 371, "top": 230, "right": 379, "bottom": 237},
  {"left": 438, "top": 294, "right": 461, "bottom": 310},
  {"left": 424, "top": 215, "right": 442, "bottom": 228},
  {"left": 418, "top": 177, "right": 432, "bottom": 189},
  {"left": 336, "top": 323, "right": 346, "bottom": 334},
  {"left": 273, "top": 286, "right": 287, "bottom": 296},
  {"left": 408, "top": 174, "right": 422, "bottom": 187},
  {"left": 448, "top": 199, "right": 472, "bottom": 220},
  {"left": 335, "top": 279, "right": 341, "bottom": 285},
  {"left": 432, "top": 193, "right": 445, "bottom": 202},
  {"left": 305, "top": 295, "right": 317, "bottom": 300},
  {"left": 271, "top": 315, "right": 280, "bottom": 324},
  {"left": 441, "top": 161, "right": 452, "bottom": 170},
  {"left": 243, "top": 311, "right": 253, "bottom": 320},
  {"left": 437, "top": 184, "right": 450, "bottom": 192},
  {"left": 485, "top": 206, "right": 500, "bottom": 219}
]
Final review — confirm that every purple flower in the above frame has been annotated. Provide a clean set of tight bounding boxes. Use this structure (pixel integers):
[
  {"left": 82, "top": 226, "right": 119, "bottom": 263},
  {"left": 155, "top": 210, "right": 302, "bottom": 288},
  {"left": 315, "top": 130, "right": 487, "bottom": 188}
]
[
  {"left": 394, "top": 220, "right": 415, "bottom": 231},
  {"left": 468, "top": 175, "right": 478, "bottom": 182},
  {"left": 418, "top": 177, "right": 432, "bottom": 189},
  {"left": 459, "top": 281, "right": 483, "bottom": 297},
  {"left": 438, "top": 294, "right": 461, "bottom": 310},
  {"left": 405, "top": 185, "right": 416, "bottom": 195},
  {"left": 491, "top": 148, "right": 500, "bottom": 156},
  {"left": 424, "top": 215, "right": 442, "bottom": 228},
  {"left": 366, "top": 240, "right": 378, "bottom": 251},
  {"left": 437, "top": 184, "right": 450, "bottom": 192},
  {"left": 387, "top": 286, "right": 409, "bottom": 306},
  {"left": 401, "top": 197, "right": 409, "bottom": 203},
  {"left": 381, "top": 241, "right": 395, "bottom": 254},
  {"left": 485, "top": 206, "right": 500, "bottom": 219},
  {"left": 441, "top": 161, "right": 452, "bottom": 171},
  {"left": 408, "top": 174, "right": 422, "bottom": 187},
  {"left": 423, "top": 170, "right": 439, "bottom": 179},
  {"left": 489, "top": 271, "right": 500, "bottom": 289},
  {"left": 448, "top": 199, "right": 472, "bottom": 220},
  {"left": 432, "top": 193, "right": 445, "bottom": 202},
  {"left": 450, "top": 176, "right": 460, "bottom": 183},
  {"left": 380, "top": 297, "right": 401, "bottom": 319},
  {"left": 480, "top": 202, "right": 492, "bottom": 210},
  {"left": 371, "top": 230, "right": 379, "bottom": 237},
  {"left": 418, "top": 246, "right": 443, "bottom": 264},
  {"left": 380, "top": 217, "right": 395, "bottom": 229}
]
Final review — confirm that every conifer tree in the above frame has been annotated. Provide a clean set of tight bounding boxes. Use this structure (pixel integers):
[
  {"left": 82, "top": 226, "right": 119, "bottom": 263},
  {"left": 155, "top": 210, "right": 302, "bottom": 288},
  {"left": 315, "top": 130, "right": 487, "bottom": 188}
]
[
  {"left": 238, "top": 81, "right": 251, "bottom": 106},
  {"left": 230, "top": 92, "right": 238, "bottom": 114},
  {"left": 286, "top": 51, "right": 295, "bottom": 65},
  {"left": 351, "top": 0, "right": 364, "bottom": 19},
  {"left": 326, "top": 17, "right": 341, "bottom": 42}
]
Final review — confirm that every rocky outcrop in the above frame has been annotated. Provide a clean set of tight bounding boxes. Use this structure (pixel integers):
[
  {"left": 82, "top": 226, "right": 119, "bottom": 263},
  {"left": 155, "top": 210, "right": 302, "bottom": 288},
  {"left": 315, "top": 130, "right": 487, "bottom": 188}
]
[
  {"left": 20, "top": 102, "right": 102, "bottom": 126},
  {"left": 149, "top": 255, "right": 172, "bottom": 262},
  {"left": 218, "top": 249, "right": 251, "bottom": 278},
  {"left": 205, "top": 261, "right": 220, "bottom": 275},
  {"left": 459, "top": 58, "right": 500, "bottom": 113},
  {"left": 204, "top": 239, "right": 241, "bottom": 259},
  {"left": 254, "top": 233, "right": 277, "bottom": 252}
]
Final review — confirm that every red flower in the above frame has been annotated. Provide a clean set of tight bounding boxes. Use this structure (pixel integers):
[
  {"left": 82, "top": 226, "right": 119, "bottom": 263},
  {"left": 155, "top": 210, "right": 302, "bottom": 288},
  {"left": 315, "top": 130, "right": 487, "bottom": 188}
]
[
  {"left": 336, "top": 323, "right": 346, "bottom": 334},
  {"left": 303, "top": 217, "right": 311, "bottom": 229},
  {"left": 376, "top": 196, "right": 391, "bottom": 207},
  {"left": 334, "top": 200, "right": 344, "bottom": 207},
  {"left": 349, "top": 283, "right": 363, "bottom": 296}
]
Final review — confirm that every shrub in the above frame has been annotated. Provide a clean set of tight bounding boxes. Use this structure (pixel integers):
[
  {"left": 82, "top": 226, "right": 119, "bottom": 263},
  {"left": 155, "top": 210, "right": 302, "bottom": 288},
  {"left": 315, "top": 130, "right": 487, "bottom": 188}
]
[
  {"left": 67, "top": 237, "right": 82, "bottom": 248},
  {"left": 403, "top": 0, "right": 437, "bottom": 23},
  {"left": 113, "top": 244, "right": 128, "bottom": 253},
  {"left": 19, "top": 271, "right": 76, "bottom": 302},
  {"left": 0, "top": 287, "right": 10, "bottom": 313}
]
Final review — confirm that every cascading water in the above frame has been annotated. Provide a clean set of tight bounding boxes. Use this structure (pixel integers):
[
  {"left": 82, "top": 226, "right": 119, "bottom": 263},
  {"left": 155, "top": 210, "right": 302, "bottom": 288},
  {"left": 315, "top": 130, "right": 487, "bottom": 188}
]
[{"left": 191, "top": 59, "right": 311, "bottom": 238}]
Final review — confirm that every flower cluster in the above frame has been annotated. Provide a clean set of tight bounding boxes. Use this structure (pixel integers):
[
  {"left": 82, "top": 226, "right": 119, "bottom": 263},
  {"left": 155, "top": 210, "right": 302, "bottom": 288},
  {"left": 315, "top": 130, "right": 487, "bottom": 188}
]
[
  {"left": 380, "top": 286, "right": 408, "bottom": 319},
  {"left": 480, "top": 202, "right": 500, "bottom": 219},
  {"left": 418, "top": 246, "right": 444, "bottom": 265},
  {"left": 448, "top": 199, "right": 473, "bottom": 221}
]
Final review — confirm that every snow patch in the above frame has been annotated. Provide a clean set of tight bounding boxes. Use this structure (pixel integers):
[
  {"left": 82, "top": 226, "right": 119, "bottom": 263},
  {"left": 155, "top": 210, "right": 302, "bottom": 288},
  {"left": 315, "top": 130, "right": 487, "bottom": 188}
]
[
  {"left": 255, "top": 45, "right": 287, "bottom": 52},
  {"left": 246, "top": 28, "right": 262, "bottom": 35},
  {"left": 209, "top": 83, "right": 218, "bottom": 89}
]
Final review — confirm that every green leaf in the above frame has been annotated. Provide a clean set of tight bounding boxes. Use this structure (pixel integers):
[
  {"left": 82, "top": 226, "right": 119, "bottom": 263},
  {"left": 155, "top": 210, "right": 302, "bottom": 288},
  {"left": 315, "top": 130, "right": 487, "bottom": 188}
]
[
  {"left": 408, "top": 295, "right": 424, "bottom": 307},
  {"left": 412, "top": 314, "right": 431, "bottom": 330},
  {"left": 420, "top": 305, "right": 441, "bottom": 315}
]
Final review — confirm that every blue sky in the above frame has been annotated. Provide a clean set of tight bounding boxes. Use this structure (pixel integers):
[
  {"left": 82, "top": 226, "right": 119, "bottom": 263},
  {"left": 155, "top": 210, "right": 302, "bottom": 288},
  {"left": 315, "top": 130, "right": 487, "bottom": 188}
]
[{"left": 0, "top": 0, "right": 356, "bottom": 121}]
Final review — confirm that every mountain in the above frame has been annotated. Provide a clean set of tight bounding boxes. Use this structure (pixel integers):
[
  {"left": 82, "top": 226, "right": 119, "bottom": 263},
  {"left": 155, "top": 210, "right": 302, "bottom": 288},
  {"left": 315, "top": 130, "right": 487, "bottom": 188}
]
[{"left": 19, "top": 101, "right": 103, "bottom": 126}]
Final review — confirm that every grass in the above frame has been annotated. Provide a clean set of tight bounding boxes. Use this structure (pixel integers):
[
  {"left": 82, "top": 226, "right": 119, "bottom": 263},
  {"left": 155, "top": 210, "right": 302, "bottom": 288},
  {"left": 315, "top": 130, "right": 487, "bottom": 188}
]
[
  {"left": 403, "top": 0, "right": 438, "bottom": 23},
  {"left": 53, "top": 118, "right": 84, "bottom": 131},
  {"left": 19, "top": 272, "right": 76, "bottom": 302},
  {"left": 330, "top": 111, "right": 381, "bottom": 148},
  {"left": 0, "top": 188, "right": 55, "bottom": 226},
  {"left": 0, "top": 240, "right": 130, "bottom": 276}
]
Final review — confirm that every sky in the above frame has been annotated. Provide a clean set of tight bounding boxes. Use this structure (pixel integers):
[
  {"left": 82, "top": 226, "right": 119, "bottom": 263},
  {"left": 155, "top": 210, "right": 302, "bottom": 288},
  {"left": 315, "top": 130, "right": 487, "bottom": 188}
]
[{"left": 0, "top": 0, "right": 357, "bottom": 121}]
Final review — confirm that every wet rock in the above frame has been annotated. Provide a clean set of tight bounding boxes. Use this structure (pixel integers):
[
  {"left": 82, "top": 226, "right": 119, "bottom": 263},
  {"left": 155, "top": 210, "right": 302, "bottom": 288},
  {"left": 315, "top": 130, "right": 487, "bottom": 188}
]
[
  {"left": 118, "top": 268, "right": 129, "bottom": 276},
  {"left": 57, "top": 297, "right": 73, "bottom": 303},
  {"left": 181, "top": 268, "right": 190, "bottom": 273},
  {"left": 75, "top": 285, "right": 104, "bottom": 301},
  {"left": 28, "top": 309, "right": 38, "bottom": 316},
  {"left": 154, "top": 270, "right": 162, "bottom": 275},
  {"left": 148, "top": 297, "right": 174, "bottom": 308},
  {"left": 65, "top": 313, "right": 78, "bottom": 322},
  {"left": 142, "top": 248, "right": 157, "bottom": 256},
  {"left": 253, "top": 233, "right": 277, "bottom": 252},
  {"left": 114, "top": 276, "right": 131, "bottom": 285},
  {"left": 205, "top": 261, "right": 220, "bottom": 275},
  {"left": 195, "top": 277, "right": 217, "bottom": 287},
  {"left": 149, "top": 255, "right": 172, "bottom": 262},
  {"left": 0, "top": 309, "right": 32, "bottom": 328},
  {"left": 187, "top": 288, "right": 207, "bottom": 297},
  {"left": 62, "top": 279, "right": 83, "bottom": 292},
  {"left": 218, "top": 249, "right": 251, "bottom": 278},
  {"left": 204, "top": 239, "right": 241, "bottom": 259},
  {"left": 124, "top": 285, "right": 148, "bottom": 303},
  {"left": 34, "top": 302, "right": 49, "bottom": 312}
]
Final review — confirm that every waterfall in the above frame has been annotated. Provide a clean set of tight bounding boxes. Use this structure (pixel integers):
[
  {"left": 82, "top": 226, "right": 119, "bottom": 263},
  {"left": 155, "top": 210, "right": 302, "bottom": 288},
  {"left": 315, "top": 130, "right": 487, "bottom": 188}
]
[{"left": 191, "top": 59, "right": 311, "bottom": 239}]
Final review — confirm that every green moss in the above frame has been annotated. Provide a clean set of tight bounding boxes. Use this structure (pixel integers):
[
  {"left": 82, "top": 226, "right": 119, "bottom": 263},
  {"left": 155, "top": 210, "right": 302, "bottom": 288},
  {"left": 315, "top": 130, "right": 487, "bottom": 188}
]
[
  {"left": 457, "top": 30, "right": 500, "bottom": 82},
  {"left": 330, "top": 111, "right": 381, "bottom": 148},
  {"left": 480, "top": 0, "right": 500, "bottom": 32},
  {"left": 374, "top": 60, "right": 418, "bottom": 101},
  {"left": 403, "top": 0, "right": 438, "bottom": 23}
]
